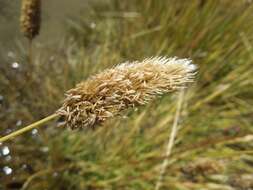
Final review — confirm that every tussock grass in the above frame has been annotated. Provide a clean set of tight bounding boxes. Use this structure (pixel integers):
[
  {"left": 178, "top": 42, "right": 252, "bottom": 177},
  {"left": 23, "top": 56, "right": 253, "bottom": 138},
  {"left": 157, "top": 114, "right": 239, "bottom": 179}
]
[
  {"left": 57, "top": 57, "right": 196, "bottom": 130},
  {"left": 0, "top": 0, "right": 253, "bottom": 189},
  {"left": 20, "top": 0, "right": 41, "bottom": 40}
]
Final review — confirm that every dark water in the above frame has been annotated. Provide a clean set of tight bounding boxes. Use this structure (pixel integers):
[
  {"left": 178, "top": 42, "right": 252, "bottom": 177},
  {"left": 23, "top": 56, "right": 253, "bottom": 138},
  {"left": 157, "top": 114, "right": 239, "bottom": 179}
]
[
  {"left": 0, "top": 0, "right": 88, "bottom": 185},
  {"left": 0, "top": 0, "right": 88, "bottom": 49}
]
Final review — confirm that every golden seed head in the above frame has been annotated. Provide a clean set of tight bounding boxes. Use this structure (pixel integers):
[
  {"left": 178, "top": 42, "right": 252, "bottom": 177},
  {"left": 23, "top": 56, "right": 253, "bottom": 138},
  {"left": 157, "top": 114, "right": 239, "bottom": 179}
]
[
  {"left": 57, "top": 57, "right": 197, "bottom": 129},
  {"left": 20, "top": 0, "right": 41, "bottom": 40}
]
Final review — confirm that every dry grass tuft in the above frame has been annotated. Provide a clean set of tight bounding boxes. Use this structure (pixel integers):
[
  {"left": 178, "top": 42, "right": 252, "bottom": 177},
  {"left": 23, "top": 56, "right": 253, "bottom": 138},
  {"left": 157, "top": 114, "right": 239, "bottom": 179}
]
[
  {"left": 20, "top": 0, "right": 41, "bottom": 40},
  {"left": 57, "top": 57, "right": 196, "bottom": 129}
]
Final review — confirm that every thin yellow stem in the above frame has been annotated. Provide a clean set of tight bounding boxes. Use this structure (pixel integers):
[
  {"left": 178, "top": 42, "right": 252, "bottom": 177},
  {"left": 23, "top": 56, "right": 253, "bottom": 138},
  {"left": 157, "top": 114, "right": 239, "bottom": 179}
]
[
  {"left": 29, "top": 39, "right": 33, "bottom": 65},
  {"left": 155, "top": 90, "right": 184, "bottom": 190},
  {"left": 0, "top": 113, "right": 59, "bottom": 143}
]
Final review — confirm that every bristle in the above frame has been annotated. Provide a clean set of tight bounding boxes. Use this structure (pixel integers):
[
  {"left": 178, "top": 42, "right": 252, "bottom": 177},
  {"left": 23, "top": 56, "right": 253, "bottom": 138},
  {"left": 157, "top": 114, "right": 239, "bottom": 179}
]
[
  {"left": 57, "top": 57, "right": 197, "bottom": 129},
  {"left": 20, "top": 0, "right": 41, "bottom": 40}
]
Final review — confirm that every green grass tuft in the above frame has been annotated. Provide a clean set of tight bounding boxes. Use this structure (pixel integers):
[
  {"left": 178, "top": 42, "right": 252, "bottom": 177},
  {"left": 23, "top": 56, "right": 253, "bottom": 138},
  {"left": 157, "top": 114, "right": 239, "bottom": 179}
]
[{"left": 0, "top": 0, "right": 253, "bottom": 189}]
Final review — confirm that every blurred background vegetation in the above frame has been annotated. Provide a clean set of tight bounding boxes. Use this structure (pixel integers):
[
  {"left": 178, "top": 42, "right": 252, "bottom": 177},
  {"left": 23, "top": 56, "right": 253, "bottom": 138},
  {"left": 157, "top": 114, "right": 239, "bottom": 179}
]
[{"left": 0, "top": 0, "right": 253, "bottom": 189}]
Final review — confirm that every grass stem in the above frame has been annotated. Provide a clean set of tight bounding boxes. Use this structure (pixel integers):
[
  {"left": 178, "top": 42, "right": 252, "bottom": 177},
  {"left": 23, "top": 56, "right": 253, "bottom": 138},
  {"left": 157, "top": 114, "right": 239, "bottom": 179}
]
[
  {"left": 29, "top": 39, "right": 33, "bottom": 65},
  {"left": 155, "top": 90, "right": 184, "bottom": 190},
  {"left": 0, "top": 113, "right": 59, "bottom": 143}
]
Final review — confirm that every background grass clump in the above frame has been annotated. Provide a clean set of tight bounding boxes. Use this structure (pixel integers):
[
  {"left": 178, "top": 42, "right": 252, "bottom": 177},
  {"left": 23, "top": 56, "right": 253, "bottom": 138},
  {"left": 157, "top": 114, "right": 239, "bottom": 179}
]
[{"left": 0, "top": 0, "right": 253, "bottom": 189}]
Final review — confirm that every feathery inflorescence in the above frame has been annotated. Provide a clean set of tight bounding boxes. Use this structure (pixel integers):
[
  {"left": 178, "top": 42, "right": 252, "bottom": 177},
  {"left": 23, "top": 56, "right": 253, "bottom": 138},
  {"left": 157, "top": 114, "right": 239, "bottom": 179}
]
[
  {"left": 57, "top": 57, "right": 197, "bottom": 129},
  {"left": 20, "top": 0, "right": 41, "bottom": 40}
]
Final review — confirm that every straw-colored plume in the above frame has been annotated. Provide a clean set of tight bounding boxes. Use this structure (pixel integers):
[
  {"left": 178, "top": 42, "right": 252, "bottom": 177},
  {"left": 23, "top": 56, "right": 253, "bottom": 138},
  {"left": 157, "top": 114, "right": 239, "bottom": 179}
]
[
  {"left": 20, "top": 0, "right": 41, "bottom": 40},
  {"left": 57, "top": 57, "right": 197, "bottom": 129}
]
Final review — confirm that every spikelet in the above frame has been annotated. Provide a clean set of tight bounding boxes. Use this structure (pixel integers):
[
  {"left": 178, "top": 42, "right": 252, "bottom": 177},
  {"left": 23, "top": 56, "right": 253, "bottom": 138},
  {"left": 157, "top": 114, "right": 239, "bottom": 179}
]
[
  {"left": 57, "top": 57, "right": 197, "bottom": 129},
  {"left": 20, "top": 0, "right": 41, "bottom": 40}
]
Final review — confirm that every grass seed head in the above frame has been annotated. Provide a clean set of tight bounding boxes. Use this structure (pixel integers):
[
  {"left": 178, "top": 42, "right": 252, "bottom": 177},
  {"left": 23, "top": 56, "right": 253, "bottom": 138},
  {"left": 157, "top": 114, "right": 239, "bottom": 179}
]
[
  {"left": 20, "top": 0, "right": 41, "bottom": 40},
  {"left": 57, "top": 57, "right": 197, "bottom": 129}
]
